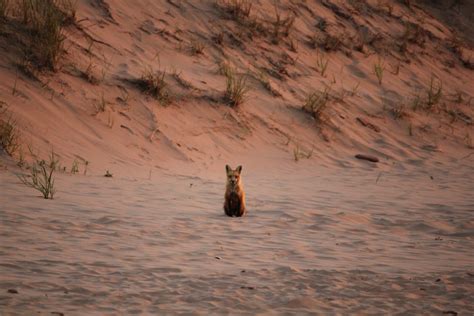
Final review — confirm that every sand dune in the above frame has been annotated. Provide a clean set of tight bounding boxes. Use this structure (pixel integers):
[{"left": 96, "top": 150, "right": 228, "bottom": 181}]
[{"left": 1, "top": 0, "right": 473, "bottom": 174}]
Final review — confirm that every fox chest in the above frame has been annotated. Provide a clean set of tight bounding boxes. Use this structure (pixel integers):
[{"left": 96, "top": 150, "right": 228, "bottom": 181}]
[{"left": 228, "top": 192, "right": 241, "bottom": 209}]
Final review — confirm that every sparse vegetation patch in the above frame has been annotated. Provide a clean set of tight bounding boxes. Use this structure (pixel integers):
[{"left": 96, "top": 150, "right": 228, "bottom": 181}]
[
  {"left": 315, "top": 53, "right": 329, "bottom": 77},
  {"left": 0, "top": 108, "right": 20, "bottom": 156},
  {"left": 224, "top": 69, "right": 249, "bottom": 107},
  {"left": 400, "top": 21, "right": 426, "bottom": 51},
  {"left": 18, "top": 150, "right": 58, "bottom": 199},
  {"left": 270, "top": 6, "right": 295, "bottom": 44},
  {"left": 373, "top": 58, "right": 384, "bottom": 85},
  {"left": 218, "top": 0, "right": 252, "bottom": 22},
  {"left": 134, "top": 67, "right": 170, "bottom": 105},
  {"left": 302, "top": 88, "right": 330, "bottom": 120},
  {"left": 310, "top": 33, "right": 343, "bottom": 52},
  {"left": 18, "top": 0, "right": 76, "bottom": 71}
]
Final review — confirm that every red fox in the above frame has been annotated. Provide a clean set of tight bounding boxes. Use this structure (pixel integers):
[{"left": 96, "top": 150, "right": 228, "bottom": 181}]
[{"left": 224, "top": 165, "right": 246, "bottom": 217}]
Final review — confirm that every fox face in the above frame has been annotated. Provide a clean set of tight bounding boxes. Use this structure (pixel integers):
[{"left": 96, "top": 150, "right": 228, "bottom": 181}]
[{"left": 226, "top": 165, "right": 242, "bottom": 189}]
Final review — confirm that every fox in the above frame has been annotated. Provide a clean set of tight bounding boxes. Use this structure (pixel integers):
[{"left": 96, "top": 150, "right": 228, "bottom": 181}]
[{"left": 224, "top": 164, "right": 246, "bottom": 217}]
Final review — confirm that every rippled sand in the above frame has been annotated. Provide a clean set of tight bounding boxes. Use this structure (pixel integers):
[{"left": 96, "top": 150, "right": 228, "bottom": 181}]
[{"left": 1, "top": 164, "right": 473, "bottom": 314}]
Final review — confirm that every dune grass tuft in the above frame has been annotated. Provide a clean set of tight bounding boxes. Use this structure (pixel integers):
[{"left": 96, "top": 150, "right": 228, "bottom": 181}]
[
  {"left": 302, "top": 88, "right": 330, "bottom": 120},
  {"left": 224, "top": 69, "right": 249, "bottom": 107},
  {"left": 18, "top": 0, "right": 77, "bottom": 70},
  {"left": 0, "top": 108, "right": 20, "bottom": 156},
  {"left": 315, "top": 53, "right": 329, "bottom": 77},
  {"left": 135, "top": 67, "right": 170, "bottom": 105},
  {"left": 373, "top": 58, "right": 384, "bottom": 85},
  {"left": 270, "top": 5, "right": 295, "bottom": 44}
]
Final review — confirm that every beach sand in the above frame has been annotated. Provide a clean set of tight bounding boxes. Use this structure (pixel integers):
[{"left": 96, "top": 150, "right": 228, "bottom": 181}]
[{"left": 1, "top": 160, "right": 473, "bottom": 314}]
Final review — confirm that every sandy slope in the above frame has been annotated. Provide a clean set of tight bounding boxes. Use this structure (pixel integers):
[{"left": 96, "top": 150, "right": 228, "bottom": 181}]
[
  {"left": 0, "top": 0, "right": 473, "bottom": 175},
  {"left": 1, "top": 158, "right": 473, "bottom": 314}
]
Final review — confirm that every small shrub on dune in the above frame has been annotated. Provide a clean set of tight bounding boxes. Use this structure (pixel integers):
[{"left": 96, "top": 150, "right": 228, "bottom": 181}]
[{"left": 18, "top": 150, "right": 58, "bottom": 199}]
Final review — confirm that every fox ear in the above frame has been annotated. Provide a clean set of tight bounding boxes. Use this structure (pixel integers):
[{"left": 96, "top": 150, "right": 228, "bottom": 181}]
[
  {"left": 226, "top": 164, "right": 231, "bottom": 173},
  {"left": 236, "top": 165, "right": 242, "bottom": 174}
]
